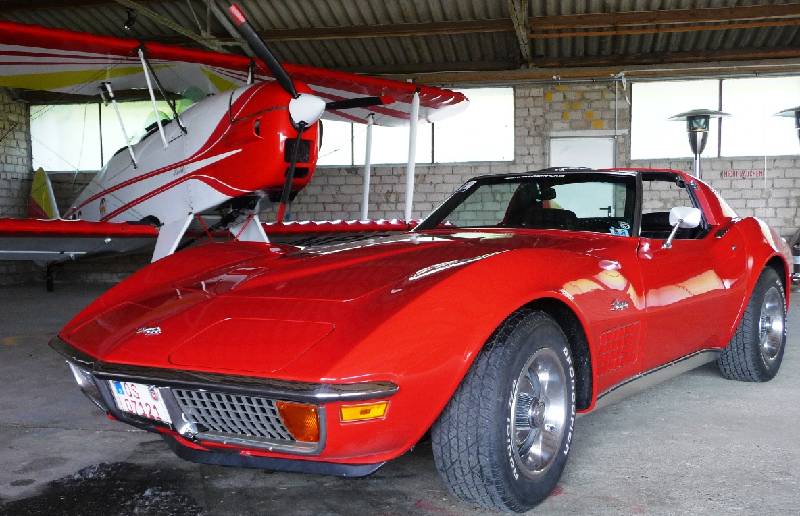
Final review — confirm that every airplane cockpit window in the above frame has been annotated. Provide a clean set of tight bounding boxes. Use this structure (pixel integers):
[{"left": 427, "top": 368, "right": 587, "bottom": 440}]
[{"left": 139, "top": 115, "right": 174, "bottom": 144}]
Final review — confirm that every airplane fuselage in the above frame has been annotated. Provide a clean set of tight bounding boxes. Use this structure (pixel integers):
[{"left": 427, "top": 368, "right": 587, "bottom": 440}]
[{"left": 65, "top": 82, "right": 320, "bottom": 227}]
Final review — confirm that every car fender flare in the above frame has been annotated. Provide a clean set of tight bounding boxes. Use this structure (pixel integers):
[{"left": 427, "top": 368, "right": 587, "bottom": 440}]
[
  {"left": 427, "top": 288, "right": 597, "bottom": 423},
  {"left": 726, "top": 218, "right": 790, "bottom": 347}
]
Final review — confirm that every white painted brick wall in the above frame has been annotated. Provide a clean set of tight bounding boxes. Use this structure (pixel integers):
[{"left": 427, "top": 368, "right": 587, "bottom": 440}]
[
  {"left": 3, "top": 82, "right": 800, "bottom": 286},
  {"left": 286, "top": 83, "right": 800, "bottom": 239},
  {"left": 0, "top": 90, "right": 36, "bottom": 285}
]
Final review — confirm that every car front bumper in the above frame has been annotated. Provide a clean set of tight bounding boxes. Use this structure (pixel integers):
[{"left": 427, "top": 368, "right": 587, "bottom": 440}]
[{"left": 50, "top": 336, "right": 398, "bottom": 476}]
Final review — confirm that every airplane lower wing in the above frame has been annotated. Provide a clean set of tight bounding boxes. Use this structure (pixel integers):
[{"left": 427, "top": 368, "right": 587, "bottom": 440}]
[
  {"left": 0, "top": 218, "right": 158, "bottom": 262},
  {"left": 0, "top": 218, "right": 418, "bottom": 263}
]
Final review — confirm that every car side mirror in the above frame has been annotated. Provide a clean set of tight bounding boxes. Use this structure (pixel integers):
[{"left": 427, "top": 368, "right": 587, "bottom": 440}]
[{"left": 662, "top": 206, "right": 702, "bottom": 249}]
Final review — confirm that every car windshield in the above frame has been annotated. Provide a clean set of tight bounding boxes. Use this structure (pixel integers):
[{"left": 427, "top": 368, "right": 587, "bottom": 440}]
[{"left": 416, "top": 172, "right": 637, "bottom": 236}]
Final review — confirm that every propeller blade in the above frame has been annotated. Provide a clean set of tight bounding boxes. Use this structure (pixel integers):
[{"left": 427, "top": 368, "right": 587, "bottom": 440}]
[
  {"left": 325, "top": 95, "right": 395, "bottom": 111},
  {"left": 227, "top": 3, "right": 297, "bottom": 99},
  {"left": 276, "top": 130, "right": 305, "bottom": 223}
]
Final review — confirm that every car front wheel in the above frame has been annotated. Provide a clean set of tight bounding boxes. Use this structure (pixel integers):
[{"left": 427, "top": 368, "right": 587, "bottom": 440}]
[
  {"left": 718, "top": 267, "right": 787, "bottom": 382},
  {"left": 431, "top": 310, "right": 576, "bottom": 513}
]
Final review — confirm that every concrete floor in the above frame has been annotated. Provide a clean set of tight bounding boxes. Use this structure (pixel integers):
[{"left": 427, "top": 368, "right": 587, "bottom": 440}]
[{"left": 0, "top": 284, "right": 798, "bottom": 515}]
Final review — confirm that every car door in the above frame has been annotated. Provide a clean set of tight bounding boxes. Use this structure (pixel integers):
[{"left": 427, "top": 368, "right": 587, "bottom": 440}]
[
  {"left": 636, "top": 172, "right": 747, "bottom": 371},
  {"left": 543, "top": 173, "right": 648, "bottom": 392}
]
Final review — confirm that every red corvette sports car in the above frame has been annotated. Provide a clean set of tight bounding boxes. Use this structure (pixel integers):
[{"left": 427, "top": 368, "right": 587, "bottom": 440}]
[{"left": 52, "top": 168, "right": 790, "bottom": 512}]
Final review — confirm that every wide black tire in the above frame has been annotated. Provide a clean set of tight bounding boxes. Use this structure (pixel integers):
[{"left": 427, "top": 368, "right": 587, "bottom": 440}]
[
  {"left": 431, "top": 310, "right": 576, "bottom": 513},
  {"left": 718, "top": 268, "right": 787, "bottom": 382}
]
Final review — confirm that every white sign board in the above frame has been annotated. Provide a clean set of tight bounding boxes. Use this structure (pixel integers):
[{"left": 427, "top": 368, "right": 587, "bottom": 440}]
[{"left": 549, "top": 136, "right": 616, "bottom": 169}]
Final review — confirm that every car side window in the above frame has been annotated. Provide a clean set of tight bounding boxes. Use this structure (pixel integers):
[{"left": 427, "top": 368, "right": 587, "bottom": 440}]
[
  {"left": 443, "top": 182, "right": 519, "bottom": 228},
  {"left": 640, "top": 174, "right": 705, "bottom": 240}
]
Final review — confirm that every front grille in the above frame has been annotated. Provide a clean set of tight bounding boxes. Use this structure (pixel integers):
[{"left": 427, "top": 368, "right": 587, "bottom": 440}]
[{"left": 172, "top": 389, "right": 294, "bottom": 442}]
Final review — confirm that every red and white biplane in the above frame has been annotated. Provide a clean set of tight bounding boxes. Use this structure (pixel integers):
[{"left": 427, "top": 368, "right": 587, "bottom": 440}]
[{"left": 0, "top": 4, "right": 467, "bottom": 273}]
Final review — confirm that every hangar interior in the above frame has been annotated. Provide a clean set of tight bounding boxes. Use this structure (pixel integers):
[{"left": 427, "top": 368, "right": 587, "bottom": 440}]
[
  {"left": 1, "top": 1, "right": 800, "bottom": 515},
  {"left": 3, "top": 0, "right": 800, "bottom": 283}
]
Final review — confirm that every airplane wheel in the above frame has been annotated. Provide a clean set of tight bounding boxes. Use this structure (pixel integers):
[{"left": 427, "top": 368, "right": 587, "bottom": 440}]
[
  {"left": 431, "top": 310, "right": 575, "bottom": 513},
  {"left": 718, "top": 268, "right": 787, "bottom": 382}
]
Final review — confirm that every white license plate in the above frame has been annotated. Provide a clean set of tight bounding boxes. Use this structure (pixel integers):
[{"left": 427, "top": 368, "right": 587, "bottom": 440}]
[{"left": 108, "top": 380, "right": 172, "bottom": 425}]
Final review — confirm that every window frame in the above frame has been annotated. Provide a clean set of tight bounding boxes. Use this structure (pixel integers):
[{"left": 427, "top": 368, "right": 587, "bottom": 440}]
[
  {"left": 415, "top": 171, "right": 640, "bottom": 237},
  {"left": 638, "top": 171, "right": 709, "bottom": 240},
  {"left": 316, "top": 87, "right": 516, "bottom": 168},
  {"left": 630, "top": 76, "right": 800, "bottom": 160}
]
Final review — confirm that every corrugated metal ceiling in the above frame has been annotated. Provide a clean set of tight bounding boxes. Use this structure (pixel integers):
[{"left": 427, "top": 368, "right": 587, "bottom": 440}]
[{"left": 2, "top": 0, "right": 799, "bottom": 74}]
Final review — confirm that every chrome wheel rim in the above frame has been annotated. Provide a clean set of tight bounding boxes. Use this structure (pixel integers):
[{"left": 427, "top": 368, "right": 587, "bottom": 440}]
[
  {"left": 510, "top": 348, "right": 568, "bottom": 479},
  {"left": 758, "top": 286, "right": 785, "bottom": 362}
]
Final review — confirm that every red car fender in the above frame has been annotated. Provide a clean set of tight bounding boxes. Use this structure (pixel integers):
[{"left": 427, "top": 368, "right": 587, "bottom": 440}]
[
  {"left": 712, "top": 218, "right": 791, "bottom": 355},
  {"left": 293, "top": 248, "right": 605, "bottom": 460}
]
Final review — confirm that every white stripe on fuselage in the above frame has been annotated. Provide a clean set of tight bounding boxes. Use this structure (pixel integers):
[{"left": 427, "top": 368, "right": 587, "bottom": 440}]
[{"left": 66, "top": 85, "right": 259, "bottom": 223}]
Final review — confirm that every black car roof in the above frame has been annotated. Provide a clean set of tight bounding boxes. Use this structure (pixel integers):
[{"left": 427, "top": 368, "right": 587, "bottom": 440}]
[{"left": 469, "top": 167, "right": 642, "bottom": 182}]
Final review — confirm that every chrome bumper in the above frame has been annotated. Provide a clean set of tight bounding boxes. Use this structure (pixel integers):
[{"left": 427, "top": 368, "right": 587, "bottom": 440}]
[{"left": 50, "top": 336, "right": 398, "bottom": 456}]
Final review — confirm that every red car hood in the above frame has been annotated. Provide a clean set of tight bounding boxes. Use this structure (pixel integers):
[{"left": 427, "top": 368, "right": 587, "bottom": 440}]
[{"left": 59, "top": 230, "right": 594, "bottom": 376}]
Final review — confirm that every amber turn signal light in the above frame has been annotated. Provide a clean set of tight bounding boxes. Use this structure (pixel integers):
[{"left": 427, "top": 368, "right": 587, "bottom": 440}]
[
  {"left": 339, "top": 401, "right": 389, "bottom": 422},
  {"left": 276, "top": 401, "right": 320, "bottom": 442}
]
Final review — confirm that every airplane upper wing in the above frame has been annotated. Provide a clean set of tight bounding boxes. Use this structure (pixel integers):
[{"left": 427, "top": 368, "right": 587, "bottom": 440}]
[{"left": 0, "top": 21, "right": 467, "bottom": 126}]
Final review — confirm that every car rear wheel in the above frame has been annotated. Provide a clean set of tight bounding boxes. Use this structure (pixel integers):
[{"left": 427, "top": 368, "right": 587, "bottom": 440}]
[
  {"left": 431, "top": 310, "right": 576, "bottom": 513},
  {"left": 718, "top": 267, "right": 787, "bottom": 382}
]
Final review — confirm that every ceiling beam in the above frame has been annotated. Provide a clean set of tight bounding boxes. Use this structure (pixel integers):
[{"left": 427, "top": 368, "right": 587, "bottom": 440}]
[
  {"left": 530, "top": 18, "right": 800, "bottom": 40},
  {"left": 111, "top": 0, "right": 225, "bottom": 52},
  {"left": 275, "top": 47, "right": 800, "bottom": 76},
  {"left": 507, "top": 0, "right": 531, "bottom": 64},
  {"left": 535, "top": 3, "right": 800, "bottom": 30},
  {"left": 400, "top": 61, "right": 800, "bottom": 84},
  {"left": 181, "top": 3, "right": 800, "bottom": 43},
  {"left": 259, "top": 19, "right": 512, "bottom": 42},
  {"left": 541, "top": 47, "right": 800, "bottom": 68},
  {"left": 339, "top": 60, "right": 517, "bottom": 76},
  {"left": 400, "top": 47, "right": 800, "bottom": 83},
  {"left": 2, "top": 0, "right": 162, "bottom": 9},
  {"left": 261, "top": 4, "right": 800, "bottom": 42},
  {"left": 6, "top": 3, "right": 800, "bottom": 43}
]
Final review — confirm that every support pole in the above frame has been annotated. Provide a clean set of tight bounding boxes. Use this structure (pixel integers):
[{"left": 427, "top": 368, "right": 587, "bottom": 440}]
[
  {"left": 45, "top": 263, "right": 54, "bottom": 292},
  {"left": 694, "top": 152, "right": 701, "bottom": 179},
  {"left": 139, "top": 48, "right": 168, "bottom": 149},
  {"left": 361, "top": 114, "right": 374, "bottom": 221},
  {"left": 404, "top": 91, "right": 420, "bottom": 222},
  {"left": 102, "top": 82, "right": 137, "bottom": 168}
]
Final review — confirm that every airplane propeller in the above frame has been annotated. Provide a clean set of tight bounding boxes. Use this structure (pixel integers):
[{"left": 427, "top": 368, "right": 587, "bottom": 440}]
[{"left": 225, "top": 2, "right": 396, "bottom": 222}]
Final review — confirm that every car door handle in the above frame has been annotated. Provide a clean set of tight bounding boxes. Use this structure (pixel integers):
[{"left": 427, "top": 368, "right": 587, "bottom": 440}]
[{"left": 599, "top": 259, "right": 621, "bottom": 271}]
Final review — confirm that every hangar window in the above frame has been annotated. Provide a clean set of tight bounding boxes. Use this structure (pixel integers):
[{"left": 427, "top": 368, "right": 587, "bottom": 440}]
[
  {"left": 354, "top": 121, "right": 433, "bottom": 166},
  {"left": 631, "top": 77, "right": 800, "bottom": 159},
  {"left": 719, "top": 77, "right": 800, "bottom": 157},
  {"left": 316, "top": 87, "right": 514, "bottom": 166},
  {"left": 433, "top": 87, "right": 514, "bottom": 163},
  {"left": 30, "top": 104, "right": 102, "bottom": 172},
  {"left": 318, "top": 120, "right": 353, "bottom": 166},
  {"left": 31, "top": 100, "right": 179, "bottom": 172},
  {"left": 630, "top": 80, "right": 720, "bottom": 160}
]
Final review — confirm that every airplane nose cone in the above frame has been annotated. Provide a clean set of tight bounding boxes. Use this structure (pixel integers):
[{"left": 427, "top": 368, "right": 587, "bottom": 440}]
[{"left": 289, "top": 93, "right": 326, "bottom": 127}]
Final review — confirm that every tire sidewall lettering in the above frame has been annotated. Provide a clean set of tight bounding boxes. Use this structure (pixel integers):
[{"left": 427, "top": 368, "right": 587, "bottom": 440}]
[
  {"left": 562, "top": 345, "right": 576, "bottom": 456},
  {"left": 507, "top": 377, "right": 520, "bottom": 480}
]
